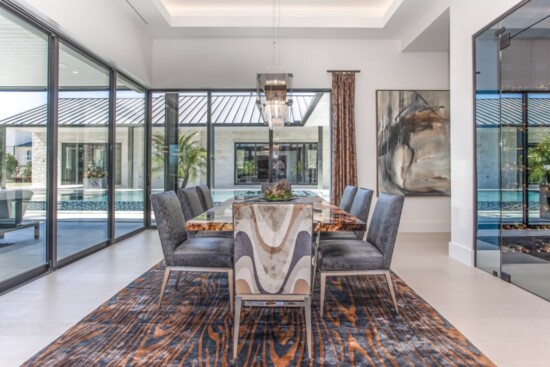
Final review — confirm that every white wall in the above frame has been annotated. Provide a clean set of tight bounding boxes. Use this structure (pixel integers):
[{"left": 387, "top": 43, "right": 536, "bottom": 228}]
[
  {"left": 448, "top": 0, "right": 522, "bottom": 265},
  {"left": 14, "top": 0, "right": 152, "bottom": 86},
  {"left": 153, "top": 38, "right": 450, "bottom": 232}
]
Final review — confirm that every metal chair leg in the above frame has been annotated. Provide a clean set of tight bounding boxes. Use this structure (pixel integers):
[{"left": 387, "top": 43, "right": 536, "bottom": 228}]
[
  {"left": 304, "top": 296, "right": 312, "bottom": 359},
  {"left": 312, "top": 235, "right": 320, "bottom": 291},
  {"left": 228, "top": 270, "right": 234, "bottom": 313},
  {"left": 158, "top": 269, "right": 171, "bottom": 310},
  {"left": 233, "top": 296, "right": 242, "bottom": 359},
  {"left": 320, "top": 273, "right": 327, "bottom": 316},
  {"left": 385, "top": 271, "right": 398, "bottom": 313}
]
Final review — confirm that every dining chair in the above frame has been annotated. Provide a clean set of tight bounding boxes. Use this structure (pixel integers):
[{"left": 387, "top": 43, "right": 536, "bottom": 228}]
[
  {"left": 232, "top": 202, "right": 314, "bottom": 359},
  {"left": 151, "top": 191, "right": 234, "bottom": 311},
  {"left": 321, "top": 187, "right": 373, "bottom": 240},
  {"left": 177, "top": 187, "right": 204, "bottom": 221},
  {"left": 339, "top": 185, "right": 357, "bottom": 212},
  {"left": 318, "top": 192, "right": 404, "bottom": 316},
  {"left": 181, "top": 186, "right": 233, "bottom": 239},
  {"left": 196, "top": 185, "right": 215, "bottom": 211}
]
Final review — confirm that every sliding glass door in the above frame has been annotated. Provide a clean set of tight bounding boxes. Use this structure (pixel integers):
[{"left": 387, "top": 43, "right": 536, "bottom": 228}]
[
  {"left": 0, "top": 7, "right": 49, "bottom": 285},
  {"left": 115, "top": 76, "right": 146, "bottom": 238},
  {"left": 57, "top": 43, "right": 110, "bottom": 261}
]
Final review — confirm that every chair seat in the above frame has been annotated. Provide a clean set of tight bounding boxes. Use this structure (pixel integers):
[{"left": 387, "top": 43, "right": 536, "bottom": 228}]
[
  {"left": 319, "top": 231, "right": 359, "bottom": 240},
  {"left": 172, "top": 237, "right": 233, "bottom": 268},
  {"left": 318, "top": 240, "right": 385, "bottom": 272},
  {"left": 195, "top": 231, "right": 233, "bottom": 238}
]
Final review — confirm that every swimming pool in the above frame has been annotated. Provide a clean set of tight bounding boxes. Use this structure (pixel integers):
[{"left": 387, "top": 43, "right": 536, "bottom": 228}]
[{"left": 477, "top": 190, "right": 540, "bottom": 203}]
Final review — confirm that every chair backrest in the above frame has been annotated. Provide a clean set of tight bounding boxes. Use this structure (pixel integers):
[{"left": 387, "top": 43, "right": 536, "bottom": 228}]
[
  {"left": 366, "top": 192, "right": 405, "bottom": 269},
  {"left": 196, "top": 185, "right": 215, "bottom": 211},
  {"left": 339, "top": 185, "right": 357, "bottom": 212},
  {"left": 177, "top": 187, "right": 204, "bottom": 221},
  {"left": 233, "top": 203, "right": 313, "bottom": 296},
  {"left": 151, "top": 191, "right": 188, "bottom": 266},
  {"left": 0, "top": 189, "right": 33, "bottom": 224},
  {"left": 349, "top": 187, "right": 374, "bottom": 239}
]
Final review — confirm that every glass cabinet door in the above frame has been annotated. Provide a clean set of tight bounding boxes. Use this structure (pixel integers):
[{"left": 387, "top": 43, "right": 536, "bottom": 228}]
[{"left": 475, "top": 0, "right": 550, "bottom": 301}]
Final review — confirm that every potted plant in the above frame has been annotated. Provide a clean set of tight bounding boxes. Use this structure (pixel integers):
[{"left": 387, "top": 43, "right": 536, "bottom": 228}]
[
  {"left": 528, "top": 137, "right": 550, "bottom": 219},
  {"left": 151, "top": 131, "right": 207, "bottom": 189},
  {"left": 83, "top": 163, "right": 107, "bottom": 189}
]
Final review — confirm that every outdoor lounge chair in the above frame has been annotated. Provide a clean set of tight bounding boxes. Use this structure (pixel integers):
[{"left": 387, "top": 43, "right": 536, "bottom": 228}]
[{"left": 0, "top": 189, "right": 39, "bottom": 239}]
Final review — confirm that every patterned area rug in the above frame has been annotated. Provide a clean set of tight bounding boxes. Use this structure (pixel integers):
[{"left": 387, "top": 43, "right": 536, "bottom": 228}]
[{"left": 23, "top": 263, "right": 494, "bottom": 366}]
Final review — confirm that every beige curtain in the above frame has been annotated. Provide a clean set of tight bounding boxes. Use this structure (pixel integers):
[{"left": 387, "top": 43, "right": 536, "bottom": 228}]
[{"left": 331, "top": 72, "right": 358, "bottom": 206}]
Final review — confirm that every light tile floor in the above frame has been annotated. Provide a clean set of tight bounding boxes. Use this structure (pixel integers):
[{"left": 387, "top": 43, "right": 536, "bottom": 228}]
[{"left": 0, "top": 231, "right": 549, "bottom": 366}]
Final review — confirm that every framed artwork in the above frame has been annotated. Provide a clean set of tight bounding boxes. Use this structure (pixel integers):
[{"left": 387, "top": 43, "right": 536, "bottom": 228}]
[{"left": 376, "top": 90, "right": 450, "bottom": 196}]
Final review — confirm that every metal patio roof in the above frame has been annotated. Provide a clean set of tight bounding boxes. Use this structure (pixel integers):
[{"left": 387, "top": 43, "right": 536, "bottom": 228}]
[
  {"left": 0, "top": 93, "right": 320, "bottom": 127},
  {"left": 475, "top": 96, "right": 550, "bottom": 127}
]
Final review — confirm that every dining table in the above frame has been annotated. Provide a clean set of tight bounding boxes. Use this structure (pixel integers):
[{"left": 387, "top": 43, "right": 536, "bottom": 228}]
[{"left": 185, "top": 193, "right": 366, "bottom": 234}]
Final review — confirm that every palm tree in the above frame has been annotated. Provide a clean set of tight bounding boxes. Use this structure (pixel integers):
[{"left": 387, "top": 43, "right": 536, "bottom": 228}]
[{"left": 152, "top": 130, "right": 208, "bottom": 188}]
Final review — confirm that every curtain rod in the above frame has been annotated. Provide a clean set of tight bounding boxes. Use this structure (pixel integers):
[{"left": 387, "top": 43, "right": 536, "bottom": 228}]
[{"left": 327, "top": 70, "right": 361, "bottom": 73}]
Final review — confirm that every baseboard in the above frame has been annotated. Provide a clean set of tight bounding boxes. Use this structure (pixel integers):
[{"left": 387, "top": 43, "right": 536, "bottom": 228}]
[
  {"left": 399, "top": 220, "right": 451, "bottom": 233},
  {"left": 448, "top": 241, "right": 474, "bottom": 266}
]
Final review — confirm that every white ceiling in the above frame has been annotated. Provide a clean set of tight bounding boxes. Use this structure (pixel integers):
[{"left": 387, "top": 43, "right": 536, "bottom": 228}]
[
  {"left": 155, "top": 0, "right": 398, "bottom": 26},
  {"left": 126, "top": 0, "right": 448, "bottom": 43}
]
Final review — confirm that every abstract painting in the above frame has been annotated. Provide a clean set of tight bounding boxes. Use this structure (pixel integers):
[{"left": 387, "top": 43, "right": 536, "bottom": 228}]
[{"left": 377, "top": 90, "right": 450, "bottom": 196}]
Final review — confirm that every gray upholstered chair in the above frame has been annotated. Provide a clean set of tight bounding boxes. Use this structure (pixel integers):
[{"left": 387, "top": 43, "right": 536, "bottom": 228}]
[
  {"left": 339, "top": 185, "right": 357, "bottom": 212},
  {"left": 321, "top": 187, "right": 373, "bottom": 241},
  {"left": 0, "top": 189, "right": 39, "bottom": 239},
  {"left": 233, "top": 202, "right": 314, "bottom": 359},
  {"left": 318, "top": 192, "right": 404, "bottom": 315},
  {"left": 151, "top": 191, "right": 234, "bottom": 311},
  {"left": 196, "top": 185, "right": 214, "bottom": 211},
  {"left": 177, "top": 187, "right": 204, "bottom": 221}
]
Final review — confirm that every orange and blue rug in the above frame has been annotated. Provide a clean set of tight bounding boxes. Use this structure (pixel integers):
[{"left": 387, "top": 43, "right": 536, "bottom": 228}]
[{"left": 22, "top": 263, "right": 494, "bottom": 366}]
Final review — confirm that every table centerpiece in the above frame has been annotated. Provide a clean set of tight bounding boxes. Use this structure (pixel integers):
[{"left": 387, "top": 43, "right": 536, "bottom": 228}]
[{"left": 262, "top": 179, "right": 294, "bottom": 202}]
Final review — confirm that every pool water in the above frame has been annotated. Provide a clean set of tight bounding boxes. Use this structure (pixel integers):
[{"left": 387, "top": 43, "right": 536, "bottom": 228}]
[
  {"left": 477, "top": 190, "right": 540, "bottom": 203},
  {"left": 59, "top": 190, "right": 144, "bottom": 202}
]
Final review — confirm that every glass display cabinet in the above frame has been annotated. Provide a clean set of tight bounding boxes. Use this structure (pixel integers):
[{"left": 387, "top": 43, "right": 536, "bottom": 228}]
[{"left": 474, "top": 0, "right": 550, "bottom": 300}]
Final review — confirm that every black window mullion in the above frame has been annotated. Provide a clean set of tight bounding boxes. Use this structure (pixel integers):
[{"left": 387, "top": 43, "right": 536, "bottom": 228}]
[
  {"left": 108, "top": 69, "right": 116, "bottom": 244},
  {"left": 47, "top": 33, "right": 59, "bottom": 269},
  {"left": 207, "top": 91, "right": 213, "bottom": 188},
  {"left": 145, "top": 91, "right": 153, "bottom": 227}
]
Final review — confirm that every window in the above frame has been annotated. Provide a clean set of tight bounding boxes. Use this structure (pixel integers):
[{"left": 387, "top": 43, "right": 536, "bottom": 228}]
[
  {"left": 0, "top": 6, "right": 49, "bottom": 284},
  {"left": 61, "top": 143, "right": 121, "bottom": 185},
  {"left": 235, "top": 142, "right": 319, "bottom": 185}
]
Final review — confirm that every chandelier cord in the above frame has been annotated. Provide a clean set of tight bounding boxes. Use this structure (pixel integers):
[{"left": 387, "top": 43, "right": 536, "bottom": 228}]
[{"left": 272, "top": 0, "right": 276, "bottom": 67}]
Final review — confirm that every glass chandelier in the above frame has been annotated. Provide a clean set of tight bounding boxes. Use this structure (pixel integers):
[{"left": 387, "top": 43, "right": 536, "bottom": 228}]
[
  {"left": 256, "top": 72, "right": 293, "bottom": 129},
  {"left": 255, "top": 0, "right": 293, "bottom": 130}
]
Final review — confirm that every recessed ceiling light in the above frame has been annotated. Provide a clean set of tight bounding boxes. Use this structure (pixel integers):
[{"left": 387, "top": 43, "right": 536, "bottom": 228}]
[{"left": 72, "top": 71, "right": 79, "bottom": 74}]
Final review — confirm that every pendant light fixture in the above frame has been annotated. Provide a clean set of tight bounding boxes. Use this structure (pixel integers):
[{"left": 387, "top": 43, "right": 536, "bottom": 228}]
[{"left": 256, "top": 0, "right": 293, "bottom": 129}]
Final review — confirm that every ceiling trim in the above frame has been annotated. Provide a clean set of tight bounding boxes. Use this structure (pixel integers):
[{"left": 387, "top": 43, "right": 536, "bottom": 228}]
[{"left": 152, "top": 0, "right": 404, "bottom": 29}]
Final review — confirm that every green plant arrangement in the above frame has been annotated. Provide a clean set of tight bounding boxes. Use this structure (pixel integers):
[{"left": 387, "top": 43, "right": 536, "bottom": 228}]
[
  {"left": 22, "top": 161, "right": 32, "bottom": 182},
  {"left": 291, "top": 160, "right": 303, "bottom": 181},
  {"left": 528, "top": 136, "right": 550, "bottom": 185},
  {"left": 84, "top": 163, "right": 107, "bottom": 179},
  {"left": 152, "top": 130, "right": 207, "bottom": 189},
  {"left": 4, "top": 153, "right": 18, "bottom": 178},
  {"left": 263, "top": 179, "right": 294, "bottom": 201}
]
